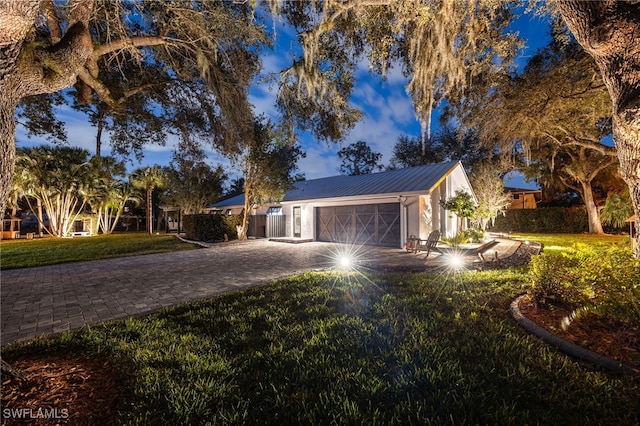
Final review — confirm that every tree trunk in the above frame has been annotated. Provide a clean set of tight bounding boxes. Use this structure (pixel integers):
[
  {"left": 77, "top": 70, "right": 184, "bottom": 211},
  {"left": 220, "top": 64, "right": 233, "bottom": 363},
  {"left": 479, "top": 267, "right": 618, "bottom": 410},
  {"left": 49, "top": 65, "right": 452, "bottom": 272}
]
[
  {"left": 581, "top": 181, "right": 605, "bottom": 234},
  {"left": 614, "top": 113, "right": 640, "bottom": 252},
  {"left": 558, "top": 1, "right": 640, "bottom": 256},
  {"left": 0, "top": 93, "right": 18, "bottom": 219},
  {"left": 147, "top": 188, "right": 153, "bottom": 235}
]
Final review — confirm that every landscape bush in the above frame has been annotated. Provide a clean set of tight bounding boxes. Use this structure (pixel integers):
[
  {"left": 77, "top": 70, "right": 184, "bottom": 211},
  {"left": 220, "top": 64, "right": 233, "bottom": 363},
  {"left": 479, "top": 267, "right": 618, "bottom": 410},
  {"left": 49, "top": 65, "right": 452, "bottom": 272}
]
[
  {"left": 183, "top": 214, "right": 242, "bottom": 242},
  {"left": 528, "top": 244, "right": 640, "bottom": 324},
  {"left": 442, "top": 228, "right": 485, "bottom": 247},
  {"left": 492, "top": 207, "right": 589, "bottom": 233}
]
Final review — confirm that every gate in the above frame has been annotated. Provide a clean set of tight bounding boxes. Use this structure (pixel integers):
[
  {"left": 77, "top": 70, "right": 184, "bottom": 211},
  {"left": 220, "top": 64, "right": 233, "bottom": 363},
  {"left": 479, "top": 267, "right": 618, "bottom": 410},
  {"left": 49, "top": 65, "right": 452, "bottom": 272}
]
[{"left": 266, "top": 215, "right": 286, "bottom": 238}]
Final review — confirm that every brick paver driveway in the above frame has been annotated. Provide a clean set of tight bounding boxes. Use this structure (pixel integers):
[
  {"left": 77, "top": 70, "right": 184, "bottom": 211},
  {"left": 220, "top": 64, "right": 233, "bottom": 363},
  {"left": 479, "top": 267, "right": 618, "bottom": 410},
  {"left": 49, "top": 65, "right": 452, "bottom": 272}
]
[{"left": 1, "top": 239, "right": 433, "bottom": 346}]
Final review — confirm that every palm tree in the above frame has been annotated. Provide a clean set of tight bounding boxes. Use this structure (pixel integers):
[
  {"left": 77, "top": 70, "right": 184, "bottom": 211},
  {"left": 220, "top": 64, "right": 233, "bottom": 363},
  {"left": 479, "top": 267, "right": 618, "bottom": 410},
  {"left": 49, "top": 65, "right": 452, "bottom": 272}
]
[
  {"left": 601, "top": 191, "right": 634, "bottom": 230},
  {"left": 132, "top": 166, "right": 167, "bottom": 235},
  {"left": 89, "top": 157, "right": 139, "bottom": 234},
  {"left": 16, "top": 146, "right": 93, "bottom": 237}
]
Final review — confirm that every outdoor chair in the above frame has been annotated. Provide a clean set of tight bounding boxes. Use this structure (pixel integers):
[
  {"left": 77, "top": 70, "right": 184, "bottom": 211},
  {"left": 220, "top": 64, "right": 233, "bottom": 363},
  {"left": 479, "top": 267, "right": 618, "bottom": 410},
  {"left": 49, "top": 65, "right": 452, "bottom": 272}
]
[{"left": 417, "top": 230, "right": 441, "bottom": 258}]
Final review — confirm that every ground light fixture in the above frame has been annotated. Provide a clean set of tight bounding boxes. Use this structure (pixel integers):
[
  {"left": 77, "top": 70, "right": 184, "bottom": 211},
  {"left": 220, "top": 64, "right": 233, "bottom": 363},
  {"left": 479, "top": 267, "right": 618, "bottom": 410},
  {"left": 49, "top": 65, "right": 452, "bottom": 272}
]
[
  {"left": 326, "top": 242, "right": 368, "bottom": 272},
  {"left": 338, "top": 256, "right": 352, "bottom": 269},
  {"left": 445, "top": 253, "right": 466, "bottom": 272}
]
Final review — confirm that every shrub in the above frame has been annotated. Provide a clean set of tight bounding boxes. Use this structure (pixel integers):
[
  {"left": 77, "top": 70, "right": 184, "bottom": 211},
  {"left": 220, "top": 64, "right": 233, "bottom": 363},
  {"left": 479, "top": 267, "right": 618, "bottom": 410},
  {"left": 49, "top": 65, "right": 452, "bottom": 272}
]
[
  {"left": 460, "top": 228, "right": 484, "bottom": 243},
  {"left": 492, "top": 207, "right": 588, "bottom": 233},
  {"left": 183, "top": 214, "right": 242, "bottom": 242},
  {"left": 442, "top": 228, "right": 485, "bottom": 247},
  {"left": 528, "top": 245, "right": 640, "bottom": 323}
]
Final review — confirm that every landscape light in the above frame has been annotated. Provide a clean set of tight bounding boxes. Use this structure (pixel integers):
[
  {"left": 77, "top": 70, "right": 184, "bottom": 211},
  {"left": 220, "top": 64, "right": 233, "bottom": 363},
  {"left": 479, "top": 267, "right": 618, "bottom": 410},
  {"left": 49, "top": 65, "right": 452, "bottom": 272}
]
[
  {"left": 447, "top": 254, "right": 465, "bottom": 271},
  {"left": 339, "top": 256, "right": 352, "bottom": 269}
]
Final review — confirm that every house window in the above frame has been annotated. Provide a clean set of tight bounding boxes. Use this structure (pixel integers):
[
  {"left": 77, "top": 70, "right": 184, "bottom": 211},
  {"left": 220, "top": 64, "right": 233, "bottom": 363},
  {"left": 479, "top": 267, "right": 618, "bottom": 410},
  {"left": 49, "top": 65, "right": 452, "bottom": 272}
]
[
  {"left": 513, "top": 194, "right": 520, "bottom": 199},
  {"left": 266, "top": 206, "right": 283, "bottom": 216}
]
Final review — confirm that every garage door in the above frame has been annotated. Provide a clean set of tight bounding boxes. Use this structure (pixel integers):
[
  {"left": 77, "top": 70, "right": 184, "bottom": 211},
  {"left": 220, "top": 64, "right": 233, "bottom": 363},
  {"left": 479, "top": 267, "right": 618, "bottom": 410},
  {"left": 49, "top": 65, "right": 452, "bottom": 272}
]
[{"left": 316, "top": 203, "right": 400, "bottom": 247}]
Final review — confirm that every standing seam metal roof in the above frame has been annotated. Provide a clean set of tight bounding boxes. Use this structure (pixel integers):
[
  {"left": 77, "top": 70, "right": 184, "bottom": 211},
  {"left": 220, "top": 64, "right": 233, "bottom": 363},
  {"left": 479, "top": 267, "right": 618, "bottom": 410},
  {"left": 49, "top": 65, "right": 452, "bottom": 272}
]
[
  {"left": 283, "top": 161, "right": 459, "bottom": 201},
  {"left": 211, "top": 161, "right": 461, "bottom": 207}
]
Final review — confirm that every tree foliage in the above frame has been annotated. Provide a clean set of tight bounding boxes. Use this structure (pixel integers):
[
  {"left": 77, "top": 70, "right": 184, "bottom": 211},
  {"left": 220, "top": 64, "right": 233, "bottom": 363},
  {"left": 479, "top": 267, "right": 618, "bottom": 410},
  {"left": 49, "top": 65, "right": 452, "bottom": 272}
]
[
  {"left": 388, "top": 126, "right": 490, "bottom": 172},
  {"left": 234, "top": 117, "right": 305, "bottom": 239},
  {"left": 453, "top": 37, "right": 619, "bottom": 233},
  {"left": 273, "top": 0, "right": 521, "bottom": 147},
  {"left": 163, "top": 144, "right": 226, "bottom": 215},
  {"left": 600, "top": 190, "right": 635, "bottom": 229},
  {"left": 469, "top": 163, "right": 513, "bottom": 229},
  {"left": 1, "top": 0, "right": 267, "bottom": 216},
  {"left": 338, "top": 141, "right": 383, "bottom": 176},
  {"left": 88, "top": 156, "right": 139, "bottom": 235}
]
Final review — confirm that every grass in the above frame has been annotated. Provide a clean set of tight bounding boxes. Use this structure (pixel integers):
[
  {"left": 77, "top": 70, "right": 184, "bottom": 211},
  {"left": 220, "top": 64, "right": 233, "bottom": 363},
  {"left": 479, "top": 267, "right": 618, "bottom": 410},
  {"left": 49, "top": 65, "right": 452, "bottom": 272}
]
[
  {"left": 4, "top": 274, "right": 640, "bottom": 423},
  {"left": 0, "top": 232, "right": 199, "bottom": 269},
  {"left": 2, "top": 233, "right": 638, "bottom": 423},
  {"left": 511, "top": 232, "right": 626, "bottom": 252}
]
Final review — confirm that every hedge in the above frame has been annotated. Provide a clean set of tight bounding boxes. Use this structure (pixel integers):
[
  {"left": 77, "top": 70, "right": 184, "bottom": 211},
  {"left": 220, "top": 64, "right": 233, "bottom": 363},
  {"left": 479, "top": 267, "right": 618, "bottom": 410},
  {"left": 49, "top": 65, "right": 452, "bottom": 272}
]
[
  {"left": 183, "top": 214, "right": 243, "bottom": 242},
  {"left": 490, "top": 207, "right": 589, "bottom": 233}
]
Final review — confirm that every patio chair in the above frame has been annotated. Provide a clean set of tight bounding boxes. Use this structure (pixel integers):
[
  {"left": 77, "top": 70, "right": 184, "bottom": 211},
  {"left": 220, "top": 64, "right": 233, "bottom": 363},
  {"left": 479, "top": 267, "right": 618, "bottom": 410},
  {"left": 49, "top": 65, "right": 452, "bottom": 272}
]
[{"left": 419, "top": 230, "right": 441, "bottom": 258}]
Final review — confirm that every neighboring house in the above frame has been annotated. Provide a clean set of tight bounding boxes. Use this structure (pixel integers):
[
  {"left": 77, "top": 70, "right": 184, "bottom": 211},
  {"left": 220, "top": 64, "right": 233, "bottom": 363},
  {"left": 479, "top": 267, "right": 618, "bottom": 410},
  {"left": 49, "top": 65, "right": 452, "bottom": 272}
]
[
  {"left": 505, "top": 187, "right": 542, "bottom": 209},
  {"left": 209, "top": 161, "right": 476, "bottom": 248}
]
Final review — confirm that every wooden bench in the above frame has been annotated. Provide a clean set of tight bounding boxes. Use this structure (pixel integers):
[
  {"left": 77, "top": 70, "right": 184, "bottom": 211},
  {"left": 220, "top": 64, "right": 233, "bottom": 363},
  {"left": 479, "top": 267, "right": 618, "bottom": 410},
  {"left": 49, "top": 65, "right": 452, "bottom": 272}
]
[{"left": 70, "top": 231, "right": 90, "bottom": 237}]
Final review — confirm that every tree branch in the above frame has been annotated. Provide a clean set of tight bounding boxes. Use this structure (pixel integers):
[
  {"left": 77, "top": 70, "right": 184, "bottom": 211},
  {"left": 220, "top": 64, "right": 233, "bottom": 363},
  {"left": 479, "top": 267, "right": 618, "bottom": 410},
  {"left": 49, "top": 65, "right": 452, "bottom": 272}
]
[
  {"left": 76, "top": 67, "right": 119, "bottom": 109},
  {"left": 42, "top": 0, "right": 62, "bottom": 44},
  {"left": 93, "top": 36, "right": 166, "bottom": 58}
]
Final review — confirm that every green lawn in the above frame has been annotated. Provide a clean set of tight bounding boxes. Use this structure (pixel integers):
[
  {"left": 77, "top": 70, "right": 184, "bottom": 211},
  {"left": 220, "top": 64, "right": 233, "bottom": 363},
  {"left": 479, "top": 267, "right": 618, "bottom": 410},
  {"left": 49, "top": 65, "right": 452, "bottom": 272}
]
[
  {"left": 2, "top": 233, "right": 637, "bottom": 424},
  {"left": 511, "top": 232, "right": 627, "bottom": 252},
  {"left": 0, "top": 232, "right": 199, "bottom": 269},
  {"left": 4, "top": 271, "right": 638, "bottom": 424}
]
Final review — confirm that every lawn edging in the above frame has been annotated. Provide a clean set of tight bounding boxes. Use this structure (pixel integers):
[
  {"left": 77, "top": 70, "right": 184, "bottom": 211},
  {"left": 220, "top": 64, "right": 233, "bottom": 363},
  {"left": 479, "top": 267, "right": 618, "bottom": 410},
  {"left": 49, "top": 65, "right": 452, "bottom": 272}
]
[{"left": 509, "top": 295, "right": 637, "bottom": 376}]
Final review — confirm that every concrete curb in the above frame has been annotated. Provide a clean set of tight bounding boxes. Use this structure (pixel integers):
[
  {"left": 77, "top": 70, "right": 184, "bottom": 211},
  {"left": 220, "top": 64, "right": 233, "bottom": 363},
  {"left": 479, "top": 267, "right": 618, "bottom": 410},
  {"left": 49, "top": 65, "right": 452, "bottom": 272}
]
[{"left": 510, "top": 295, "right": 637, "bottom": 376}]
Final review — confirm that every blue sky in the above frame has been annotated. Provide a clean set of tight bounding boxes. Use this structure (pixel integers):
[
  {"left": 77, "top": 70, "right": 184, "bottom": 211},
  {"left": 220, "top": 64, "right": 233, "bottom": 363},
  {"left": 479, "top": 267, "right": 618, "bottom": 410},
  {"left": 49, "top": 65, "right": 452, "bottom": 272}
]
[{"left": 15, "top": 8, "right": 550, "bottom": 190}]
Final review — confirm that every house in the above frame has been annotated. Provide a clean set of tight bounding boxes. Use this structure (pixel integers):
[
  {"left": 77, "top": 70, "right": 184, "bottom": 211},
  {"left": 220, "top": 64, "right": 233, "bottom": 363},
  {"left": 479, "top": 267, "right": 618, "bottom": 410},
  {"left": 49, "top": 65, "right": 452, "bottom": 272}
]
[
  {"left": 209, "top": 161, "right": 476, "bottom": 248},
  {"left": 505, "top": 187, "right": 542, "bottom": 209}
]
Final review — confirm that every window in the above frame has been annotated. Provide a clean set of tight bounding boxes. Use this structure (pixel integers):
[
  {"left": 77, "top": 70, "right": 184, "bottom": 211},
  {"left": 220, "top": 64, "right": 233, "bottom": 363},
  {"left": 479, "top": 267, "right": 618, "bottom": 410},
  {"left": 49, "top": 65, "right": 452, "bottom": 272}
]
[{"left": 266, "top": 206, "right": 283, "bottom": 216}]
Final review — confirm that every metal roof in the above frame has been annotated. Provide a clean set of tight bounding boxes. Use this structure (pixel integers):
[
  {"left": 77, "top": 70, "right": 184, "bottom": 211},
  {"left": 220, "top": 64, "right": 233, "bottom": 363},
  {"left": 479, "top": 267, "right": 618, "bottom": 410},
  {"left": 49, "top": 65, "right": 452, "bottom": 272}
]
[
  {"left": 283, "top": 161, "right": 460, "bottom": 201},
  {"left": 211, "top": 193, "right": 245, "bottom": 207},
  {"left": 210, "top": 161, "right": 461, "bottom": 207}
]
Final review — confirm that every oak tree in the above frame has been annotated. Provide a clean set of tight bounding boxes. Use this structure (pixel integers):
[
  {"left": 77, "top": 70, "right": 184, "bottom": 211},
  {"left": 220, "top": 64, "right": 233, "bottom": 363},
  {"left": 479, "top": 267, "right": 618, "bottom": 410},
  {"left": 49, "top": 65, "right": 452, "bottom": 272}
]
[
  {"left": 556, "top": 1, "right": 640, "bottom": 254},
  {"left": 1, "top": 0, "right": 266, "bottom": 215}
]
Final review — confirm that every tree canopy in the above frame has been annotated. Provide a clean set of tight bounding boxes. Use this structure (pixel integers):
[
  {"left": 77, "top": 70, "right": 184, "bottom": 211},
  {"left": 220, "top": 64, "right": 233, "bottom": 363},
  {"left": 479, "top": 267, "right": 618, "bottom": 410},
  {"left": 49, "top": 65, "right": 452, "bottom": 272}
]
[
  {"left": 338, "top": 141, "right": 383, "bottom": 176},
  {"left": 233, "top": 116, "right": 305, "bottom": 239},
  {"left": 162, "top": 144, "right": 226, "bottom": 215},
  {"left": 1, "top": 0, "right": 267, "bottom": 215},
  {"left": 453, "top": 37, "right": 620, "bottom": 233}
]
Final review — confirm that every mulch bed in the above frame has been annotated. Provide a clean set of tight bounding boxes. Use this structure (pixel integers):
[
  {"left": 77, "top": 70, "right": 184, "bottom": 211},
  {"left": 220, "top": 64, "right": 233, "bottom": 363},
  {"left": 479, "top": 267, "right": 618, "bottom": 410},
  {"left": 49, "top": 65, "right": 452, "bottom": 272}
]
[
  {"left": 1, "top": 355, "right": 124, "bottom": 425},
  {"left": 517, "top": 295, "right": 640, "bottom": 375}
]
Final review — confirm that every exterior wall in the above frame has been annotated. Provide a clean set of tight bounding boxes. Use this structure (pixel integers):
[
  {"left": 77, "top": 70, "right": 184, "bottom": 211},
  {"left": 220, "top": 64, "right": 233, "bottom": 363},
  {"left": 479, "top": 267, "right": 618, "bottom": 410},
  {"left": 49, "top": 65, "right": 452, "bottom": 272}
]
[
  {"left": 405, "top": 195, "right": 421, "bottom": 242},
  {"left": 211, "top": 163, "right": 476, "bottom": 244},
  {"left": 412, "top": 166, "right": 476, "bottom": 239},
  {"left": 509, "top": 193, "right": 538, "bottom": 209}
]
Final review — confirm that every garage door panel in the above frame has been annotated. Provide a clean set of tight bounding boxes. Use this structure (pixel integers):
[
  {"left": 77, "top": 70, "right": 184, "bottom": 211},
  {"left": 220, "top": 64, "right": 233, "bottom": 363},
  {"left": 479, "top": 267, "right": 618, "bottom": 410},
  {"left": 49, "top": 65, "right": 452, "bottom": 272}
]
[
  {"left": 316, "top": 203, "right": 400, "bottom": 247},
  {"left": 317, "top": 207, "right": 335, "bottom": 242}
]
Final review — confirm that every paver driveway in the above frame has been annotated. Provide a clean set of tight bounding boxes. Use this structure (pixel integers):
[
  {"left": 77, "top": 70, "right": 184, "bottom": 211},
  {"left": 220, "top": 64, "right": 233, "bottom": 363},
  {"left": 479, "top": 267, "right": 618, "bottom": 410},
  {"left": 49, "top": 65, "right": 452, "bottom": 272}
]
[{"left": 1, "top": 239, "right": 435, "bottom": 346}]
